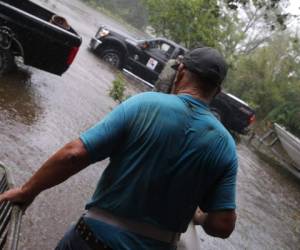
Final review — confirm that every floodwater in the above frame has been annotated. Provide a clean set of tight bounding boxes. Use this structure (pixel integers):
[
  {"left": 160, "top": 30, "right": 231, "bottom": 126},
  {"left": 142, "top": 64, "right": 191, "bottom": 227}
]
[{"left": 0, "top": 0, "right": 299, "bottom": 249}]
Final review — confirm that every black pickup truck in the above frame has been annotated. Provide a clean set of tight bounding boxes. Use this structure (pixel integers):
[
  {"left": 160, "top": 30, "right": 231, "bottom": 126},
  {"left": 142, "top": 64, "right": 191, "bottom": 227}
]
[
  {"left": 89, "top": 25, "right": 255, "bottom": 134},
  {"left": 89, "top": 26, "right": 187, "bottom": 85},
  {"left": 210, "top": 92, "right": 255, "bottom": 134},
  {"left": 0, "top": 0, "right": 82, "bottom": 76}
]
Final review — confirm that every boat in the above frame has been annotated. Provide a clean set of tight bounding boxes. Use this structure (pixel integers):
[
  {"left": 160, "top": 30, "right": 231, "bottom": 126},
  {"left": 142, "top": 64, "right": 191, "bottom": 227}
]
[
  {"left": 274, "top": 123, "right": 300, "bottom": 171},
  {"left": 0, "top": 164, "right": 22, "bottom": 250}
]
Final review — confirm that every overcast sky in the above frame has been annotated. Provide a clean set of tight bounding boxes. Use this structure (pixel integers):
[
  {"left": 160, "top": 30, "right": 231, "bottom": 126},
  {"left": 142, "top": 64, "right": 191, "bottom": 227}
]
[
  {"left": 287, "top": 0, "right": 300, "bottom": 15},
  {"left": 286, "top": 0, "right": 300, "bottom": 29}
]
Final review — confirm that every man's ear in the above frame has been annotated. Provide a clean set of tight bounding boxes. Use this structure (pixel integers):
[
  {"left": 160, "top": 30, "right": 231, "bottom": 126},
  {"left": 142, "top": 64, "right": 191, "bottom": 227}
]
[
  {"left": 177, "top": 63, "right": 185, "bottom": 72},
  {"left": 171, "top": 64, "right": 186, "bottom": 94}
]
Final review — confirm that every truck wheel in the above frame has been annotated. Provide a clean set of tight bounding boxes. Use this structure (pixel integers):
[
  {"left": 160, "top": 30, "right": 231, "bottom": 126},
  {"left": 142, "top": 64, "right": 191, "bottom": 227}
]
[
  {"left": 0, "top": 49, "right": 14, "bottom": 76},
  {"left": 101, "top": 49, "right": 122, "bottom": 69}
]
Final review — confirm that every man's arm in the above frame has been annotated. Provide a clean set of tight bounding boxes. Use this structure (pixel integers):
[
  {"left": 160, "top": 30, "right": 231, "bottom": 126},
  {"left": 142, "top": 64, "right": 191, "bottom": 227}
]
[
  {"left": 0, "top": 139, "right": 90, "bottom": 209},
  {"left": 196, "top": 145, "right": 238, "bottom": 239},
  {"left": 193, "top": 208, "right": 236, "bottom": 239}
]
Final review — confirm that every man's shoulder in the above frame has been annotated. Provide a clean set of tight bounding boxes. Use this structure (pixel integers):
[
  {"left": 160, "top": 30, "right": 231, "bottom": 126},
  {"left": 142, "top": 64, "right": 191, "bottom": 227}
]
[
  {"left": 202, "top": 115, "right": 237, "bottom": 154},
  {"left": 216, "top": 126, "right": 237, "bottom": 163},
  {"left": 216, "top": 122, "right": 236, "bottom": 149}
]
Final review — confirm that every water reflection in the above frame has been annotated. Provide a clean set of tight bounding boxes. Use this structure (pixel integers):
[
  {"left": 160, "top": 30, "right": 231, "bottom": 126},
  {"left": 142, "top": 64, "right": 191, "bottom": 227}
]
[{"left": 0, "top": 68, "right": 43, "bottom": 126}]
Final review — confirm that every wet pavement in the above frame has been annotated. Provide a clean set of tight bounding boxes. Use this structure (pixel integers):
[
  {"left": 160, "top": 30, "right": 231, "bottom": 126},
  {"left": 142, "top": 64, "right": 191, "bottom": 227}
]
[{"left": 0, "top": 0, "right": 299, "bottom": 249}]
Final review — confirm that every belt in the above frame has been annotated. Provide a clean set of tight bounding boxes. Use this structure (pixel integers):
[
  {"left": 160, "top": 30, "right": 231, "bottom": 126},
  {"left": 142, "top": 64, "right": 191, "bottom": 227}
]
[
  {"left": 75, "top": 216, "right": 113, "bottom": 250},
  {"left": 86, "top": 207, "right": 181, "bottom": 245}
]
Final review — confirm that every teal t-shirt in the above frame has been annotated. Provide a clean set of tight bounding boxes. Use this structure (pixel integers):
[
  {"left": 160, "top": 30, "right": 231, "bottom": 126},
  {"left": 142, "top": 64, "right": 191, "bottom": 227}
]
[{"left": 80, "top": 92, "right": 238, "bottom": 250}]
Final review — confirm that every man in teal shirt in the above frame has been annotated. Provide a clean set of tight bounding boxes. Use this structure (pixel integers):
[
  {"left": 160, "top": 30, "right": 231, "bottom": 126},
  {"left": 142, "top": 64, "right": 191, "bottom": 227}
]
[{"left": 0, "top": 47, "right": 238, "bottom": 250}]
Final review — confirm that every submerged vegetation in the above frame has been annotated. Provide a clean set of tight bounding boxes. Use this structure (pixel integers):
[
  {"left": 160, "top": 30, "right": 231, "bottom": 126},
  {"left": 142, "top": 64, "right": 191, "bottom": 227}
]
[{"left": 109, "top": 74, "right": 126, "bottom": 103}]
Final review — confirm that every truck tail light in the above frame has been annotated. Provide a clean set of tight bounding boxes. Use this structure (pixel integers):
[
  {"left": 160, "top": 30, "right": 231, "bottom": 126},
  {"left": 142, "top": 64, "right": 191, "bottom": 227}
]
[
  {"left": 249, "top": 114, "right": 256, "bottom": 125},
  {"left": 67, "top": 46, "right": 79, "bottom": 65}
]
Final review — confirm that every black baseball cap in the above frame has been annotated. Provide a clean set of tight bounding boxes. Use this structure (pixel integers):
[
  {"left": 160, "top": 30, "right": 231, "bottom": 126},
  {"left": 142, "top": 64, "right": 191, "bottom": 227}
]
[{"left": 172, "top": 47, "right": 228, "bottom": 86}]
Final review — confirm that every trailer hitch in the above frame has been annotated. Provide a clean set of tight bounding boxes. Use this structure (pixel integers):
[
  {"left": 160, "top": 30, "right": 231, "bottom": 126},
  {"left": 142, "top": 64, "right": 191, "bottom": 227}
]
[
  {"left": 0, "top": 26, "right": 24, "bottom": 58},
  {"left": 0, "top": 26, "right": 13, "bottom": 50}
]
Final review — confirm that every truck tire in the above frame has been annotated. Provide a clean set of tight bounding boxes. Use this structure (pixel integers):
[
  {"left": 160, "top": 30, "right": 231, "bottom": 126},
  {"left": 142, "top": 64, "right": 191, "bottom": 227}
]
[
  {"left": 101, "top": 49, "right": 123, "bottom": 69},
  {"left": 0, "top": 49, "right": 14, "bottom": 76}
]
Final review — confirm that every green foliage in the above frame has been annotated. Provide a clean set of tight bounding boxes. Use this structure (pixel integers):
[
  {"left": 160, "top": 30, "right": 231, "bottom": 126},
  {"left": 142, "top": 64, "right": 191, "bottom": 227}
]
[
  {"left": 143, "top": 0, "right": 221, "bottom": 48},
  {"left": 143, "top": 0, "right": 290, "bottom": 52},
  {"left": 267, "top": 103, "right": 300, "bottom": 137},
  {"left": 109, "top": 74, "right": 126, "bottom": 103},
  {"left": 225, "top": 32, "right": 300, "bottom": 135}
]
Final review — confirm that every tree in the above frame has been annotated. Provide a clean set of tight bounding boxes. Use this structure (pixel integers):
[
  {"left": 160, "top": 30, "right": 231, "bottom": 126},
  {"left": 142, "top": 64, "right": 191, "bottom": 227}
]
[
  {"left": 143, "top": 0, "right": 221, "bottom": 48},
  {"left": 227, "top": 0, "right": 290, "bottom": 54},
  {"left": 143, "top": 0, "right": 291, "bottom": 53},
  {"left": 225, "top": 32, "right": 300, "bottom": 135}
]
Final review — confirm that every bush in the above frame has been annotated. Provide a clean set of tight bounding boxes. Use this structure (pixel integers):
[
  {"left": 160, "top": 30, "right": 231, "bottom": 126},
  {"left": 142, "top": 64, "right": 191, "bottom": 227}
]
[
  {"left": 109, "top": 74, "right": 126, "bottom": 103},
  {"left": 266, "top": 103, "right": 300, "bottom": 137}
]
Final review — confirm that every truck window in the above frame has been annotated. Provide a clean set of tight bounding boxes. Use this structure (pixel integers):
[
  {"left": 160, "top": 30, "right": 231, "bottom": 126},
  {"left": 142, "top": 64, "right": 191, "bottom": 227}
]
[
  {"left": 149, "top": 41, "right": 175, "bottom": 59},
  {"left": 160, "top": 43, "right": 170, "bottom": 52}
]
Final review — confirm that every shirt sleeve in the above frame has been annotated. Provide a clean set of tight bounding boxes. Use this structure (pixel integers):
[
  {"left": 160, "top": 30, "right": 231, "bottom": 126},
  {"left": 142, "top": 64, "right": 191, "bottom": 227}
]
[
  {"left": 200, "top": 157, "right": 238, "bottom": 212},
  {"left": 80, "top": 103, "right": 127, "bottom": 163}
]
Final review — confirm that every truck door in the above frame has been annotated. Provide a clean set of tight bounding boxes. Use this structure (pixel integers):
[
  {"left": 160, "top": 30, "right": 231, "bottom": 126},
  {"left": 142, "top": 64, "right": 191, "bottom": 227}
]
[{"left": 126, "top": 39, "right": 175, "bottom": 84}]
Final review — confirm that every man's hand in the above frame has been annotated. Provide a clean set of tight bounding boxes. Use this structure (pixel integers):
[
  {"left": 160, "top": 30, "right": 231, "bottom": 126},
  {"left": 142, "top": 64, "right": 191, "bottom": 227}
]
[
  {"left": 0, "top": 187, "right": 35, "bottom": 211},
  {"left": 193, "top": 207, "right": 207, "bottom": 226},
  {"left": 198, "top": 209, "right": 236, "bottom": 239},
  {"left": 192, "top": 207, "right": 236, "bottom": 239}
]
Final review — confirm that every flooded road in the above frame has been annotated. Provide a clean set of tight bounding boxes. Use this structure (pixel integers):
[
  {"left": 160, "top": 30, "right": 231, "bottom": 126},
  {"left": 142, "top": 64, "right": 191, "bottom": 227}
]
[{"left": 0, "top": 0, "right": 299, "bottom": 249}]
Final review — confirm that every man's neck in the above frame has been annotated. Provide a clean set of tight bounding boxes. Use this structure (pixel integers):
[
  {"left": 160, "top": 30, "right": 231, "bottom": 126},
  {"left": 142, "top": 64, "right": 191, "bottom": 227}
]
[{"left": 175, "top": 86, "right": 211, "bottom": 104}]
